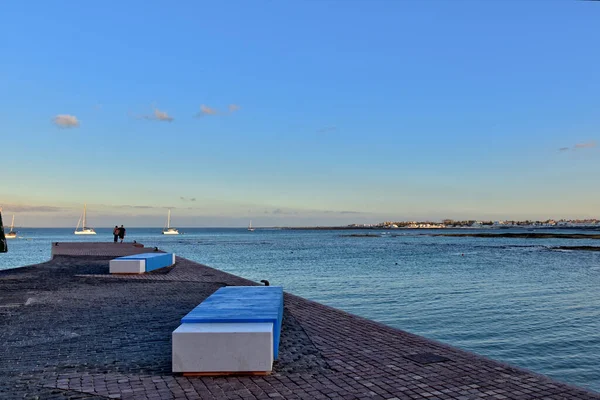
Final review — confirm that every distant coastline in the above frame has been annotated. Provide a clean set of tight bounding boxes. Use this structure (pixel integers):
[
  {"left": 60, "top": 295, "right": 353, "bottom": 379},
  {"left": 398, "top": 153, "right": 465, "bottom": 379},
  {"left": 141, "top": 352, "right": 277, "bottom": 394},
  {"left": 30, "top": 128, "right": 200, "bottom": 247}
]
[
  {"left": 282, "top": 225, "right": 600, "bottom": 231},
  {"left": 281, "top": 218, "right": 600, "bottom": 231}
]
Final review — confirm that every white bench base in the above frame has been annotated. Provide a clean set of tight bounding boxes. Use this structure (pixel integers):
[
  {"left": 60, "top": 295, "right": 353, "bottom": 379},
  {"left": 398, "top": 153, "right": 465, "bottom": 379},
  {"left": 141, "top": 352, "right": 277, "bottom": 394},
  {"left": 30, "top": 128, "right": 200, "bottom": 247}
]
[
  {"left": 172, "top": 322, "right": 273, "bottom": 373},
  {"left": 109, "top": 259, "right": 144, "bottom": 274},
  {"left": 109, "top": 253, "right": 175, "bottom": 274}
]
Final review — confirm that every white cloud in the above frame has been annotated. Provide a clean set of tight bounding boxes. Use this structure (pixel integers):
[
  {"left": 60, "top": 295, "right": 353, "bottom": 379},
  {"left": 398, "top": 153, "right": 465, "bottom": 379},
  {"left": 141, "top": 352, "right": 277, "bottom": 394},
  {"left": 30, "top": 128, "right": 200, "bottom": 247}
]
[
  {"left": 197, "top": 104, "right": 218, "bottom": 117},
  {"left": 146, "top": 108, "right": 174, "bottom": 122},
  {"left": 132, "top": 106, "right": 174, "bottom": 122},
  {"left": 1, "top": 204, "right": 64, "bottom": 212},
  {"left": 153, "top": 108, "right": 174, "bottom": 122},
  {"left": 195, "top": 103, "right": 241, "bottom": 117},
  {"left": 53, "top": 114, "right": 80, "bottom": 128}
]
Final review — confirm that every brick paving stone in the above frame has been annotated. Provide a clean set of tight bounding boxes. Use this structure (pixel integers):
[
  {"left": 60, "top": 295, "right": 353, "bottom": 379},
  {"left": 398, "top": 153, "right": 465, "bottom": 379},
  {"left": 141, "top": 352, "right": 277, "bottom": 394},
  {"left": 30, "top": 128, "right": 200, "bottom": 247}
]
[{"left": 1, "top": 250, "right": 599, "bottom": 400}]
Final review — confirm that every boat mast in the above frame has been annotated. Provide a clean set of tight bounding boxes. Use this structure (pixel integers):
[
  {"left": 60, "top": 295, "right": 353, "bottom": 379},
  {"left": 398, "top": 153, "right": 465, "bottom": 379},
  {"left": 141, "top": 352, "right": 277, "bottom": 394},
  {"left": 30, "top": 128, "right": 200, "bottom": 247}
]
[
  {"left": 168, "top": 209, "right": 171, "bottom": 229},
  {"left": 10, "top": 215, "right": 14, "bottom": 232},
  {"left": 83, "top": 204, "right": 87, "bottom": 229}
]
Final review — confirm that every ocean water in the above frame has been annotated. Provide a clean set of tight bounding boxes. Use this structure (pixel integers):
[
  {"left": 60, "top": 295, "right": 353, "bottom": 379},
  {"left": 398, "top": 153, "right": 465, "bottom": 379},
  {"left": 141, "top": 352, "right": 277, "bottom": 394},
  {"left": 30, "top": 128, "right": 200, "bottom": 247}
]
[{"left": 2, "top": 227, "right": 600, "bottom": 392}]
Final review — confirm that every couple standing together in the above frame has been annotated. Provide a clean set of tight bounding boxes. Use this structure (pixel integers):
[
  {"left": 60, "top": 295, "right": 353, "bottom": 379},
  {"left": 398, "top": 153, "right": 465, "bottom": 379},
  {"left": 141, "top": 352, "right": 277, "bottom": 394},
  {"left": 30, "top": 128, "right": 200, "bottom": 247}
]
[{"left": 113, "top": 225, "right": 126, "bottom": 243}]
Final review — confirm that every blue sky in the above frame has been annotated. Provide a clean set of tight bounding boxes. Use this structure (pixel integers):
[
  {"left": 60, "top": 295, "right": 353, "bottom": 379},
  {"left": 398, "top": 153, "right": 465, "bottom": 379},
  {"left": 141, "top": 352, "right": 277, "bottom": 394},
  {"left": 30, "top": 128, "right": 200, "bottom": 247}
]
[{"left": 1, "top": 0, "right": 599, "bottom": 227}]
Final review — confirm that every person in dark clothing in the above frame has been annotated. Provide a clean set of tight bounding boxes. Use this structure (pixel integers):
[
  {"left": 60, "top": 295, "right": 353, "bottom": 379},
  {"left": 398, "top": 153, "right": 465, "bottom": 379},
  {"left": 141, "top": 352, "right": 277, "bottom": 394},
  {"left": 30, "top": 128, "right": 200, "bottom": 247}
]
[
  {"left": 118, "top": 225, "right": 126, "bottom": 243},
  {"left": 0, "top": 206, "right": 7, "bottom": 253},
  {"left": 113, "top": 226, "right": 119, "bottom": 243}
]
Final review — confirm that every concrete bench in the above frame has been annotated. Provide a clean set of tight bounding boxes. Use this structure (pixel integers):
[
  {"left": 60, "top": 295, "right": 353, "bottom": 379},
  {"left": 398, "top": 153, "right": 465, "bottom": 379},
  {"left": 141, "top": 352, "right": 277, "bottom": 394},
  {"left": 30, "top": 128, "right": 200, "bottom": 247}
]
[
  {"left": 109, "top": 252, "right": 175, "bottom": 274},
  {"left": 172, "top": 286, "right": 284, "bottom": 375}
]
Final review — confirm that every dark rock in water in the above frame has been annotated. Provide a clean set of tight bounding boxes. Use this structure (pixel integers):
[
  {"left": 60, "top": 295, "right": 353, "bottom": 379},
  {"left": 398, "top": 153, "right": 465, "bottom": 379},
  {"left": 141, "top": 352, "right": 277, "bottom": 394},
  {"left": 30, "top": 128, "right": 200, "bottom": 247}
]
[
  {"left": 433, "top": 233, "right": 600, "bottom": 240},
  {"left": 552, "top": 246, "right": 600, "bottom": 252}
]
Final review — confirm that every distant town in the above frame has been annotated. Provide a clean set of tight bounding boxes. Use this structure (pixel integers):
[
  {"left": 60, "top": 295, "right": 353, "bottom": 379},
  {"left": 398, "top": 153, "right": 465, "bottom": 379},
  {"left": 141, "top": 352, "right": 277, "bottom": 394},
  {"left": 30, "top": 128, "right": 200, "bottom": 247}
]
[{"left": 349, "top": 219, "right": 600, "bottom": 229}]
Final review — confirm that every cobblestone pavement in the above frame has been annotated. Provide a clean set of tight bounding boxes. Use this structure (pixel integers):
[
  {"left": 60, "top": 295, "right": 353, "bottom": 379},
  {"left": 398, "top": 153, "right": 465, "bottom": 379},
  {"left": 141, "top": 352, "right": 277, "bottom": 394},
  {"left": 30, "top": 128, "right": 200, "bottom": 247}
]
[
  {"left": 1, "top": 254, "right": 599, "bottom": 399},
  {"left": 50, "top": 242, "right": 161, "bottom": 258}
]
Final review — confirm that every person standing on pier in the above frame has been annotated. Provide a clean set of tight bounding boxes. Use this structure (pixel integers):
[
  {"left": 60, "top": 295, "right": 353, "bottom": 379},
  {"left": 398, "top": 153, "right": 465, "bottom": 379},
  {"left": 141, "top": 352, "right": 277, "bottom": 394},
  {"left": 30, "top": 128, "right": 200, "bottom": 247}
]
[
  {"left": 118, "top": 225, "right": 126, "bottom": 243},
  {"left": 0, "top": 206, "right": 7, "bottom": 253},
  {"left": 113, "top": 225, "right": 119, "bottom": 243}
]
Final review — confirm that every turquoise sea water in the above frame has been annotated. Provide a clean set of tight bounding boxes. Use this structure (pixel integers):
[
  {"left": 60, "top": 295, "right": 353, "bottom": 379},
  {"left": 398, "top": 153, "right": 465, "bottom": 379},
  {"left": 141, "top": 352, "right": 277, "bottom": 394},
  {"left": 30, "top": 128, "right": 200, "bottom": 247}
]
[{"left": 2, "top": 227, "right": 600, "bottom": 392}]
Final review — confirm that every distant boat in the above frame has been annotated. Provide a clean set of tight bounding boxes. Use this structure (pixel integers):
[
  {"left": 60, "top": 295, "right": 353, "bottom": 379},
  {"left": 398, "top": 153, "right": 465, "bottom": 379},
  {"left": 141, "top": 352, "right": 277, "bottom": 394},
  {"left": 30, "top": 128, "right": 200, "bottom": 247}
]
[
  {"left": 5, "top": 215, "right": 17, "bottom": 239},
  {"left": 248, "top": 220, "right": 255, "bottom": 232},
  {"left": 74, "top": 204, "right": 96, "bottom": 235},
  {"left": 162, "top": 209, "right": 179, "bottom": 235}
]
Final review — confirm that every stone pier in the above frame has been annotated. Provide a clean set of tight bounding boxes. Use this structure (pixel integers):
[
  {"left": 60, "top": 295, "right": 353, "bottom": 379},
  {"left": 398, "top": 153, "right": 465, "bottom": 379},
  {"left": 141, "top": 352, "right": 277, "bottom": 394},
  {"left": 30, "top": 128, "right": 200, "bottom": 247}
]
[{"left": 0, "top": 243, "right": 598, "bottom": 399}]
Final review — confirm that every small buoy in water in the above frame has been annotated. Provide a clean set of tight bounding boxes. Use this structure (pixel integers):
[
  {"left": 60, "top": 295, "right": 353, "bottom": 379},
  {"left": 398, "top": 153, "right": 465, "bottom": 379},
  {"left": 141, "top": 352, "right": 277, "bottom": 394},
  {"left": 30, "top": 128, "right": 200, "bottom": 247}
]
[
  {"left": 461, "top": 253, "right": 464, "bottom": 256},
  {"left": 260, "top": 280, "right": 270, "bottom": 286},
  {"left": 395, "top": 262, "right": 398, "bottom": 265}
]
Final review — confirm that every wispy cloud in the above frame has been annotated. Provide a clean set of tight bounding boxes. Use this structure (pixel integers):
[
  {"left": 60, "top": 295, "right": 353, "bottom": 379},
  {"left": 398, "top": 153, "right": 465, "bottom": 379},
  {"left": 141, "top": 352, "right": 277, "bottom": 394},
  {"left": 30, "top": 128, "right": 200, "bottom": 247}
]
[
  {"left": 146, "top": 108, "right": 174, "bottom": 122},
  {"left": 265, "top": 207, "right": 363, "bottom": 216},
  {"left": 1, "top": 204, "right": 64, "bottom": 212},
  {"left": 574, "top": 141, "right": 596, "bottom": 149},
  {"left": 196, "top": 103, "right": 240, "bottom": 117},
  {"left": 265, "top": 208, "right": 299, "bottom": 216},
  {"left": 322, "top": 210, "right": 364, "bottom": 215},
  {"left": 132, "top": 106, "right": 174, "bottom": 122},
  {"left": 196, "top": 104, "right": 218, "bottom": 117},
  {"left": 180, "top": 197, "right": 197, "bottom": 202},
  {"left": 53, "top": 114, "right": 79, "bottom": 128},
  {"left": 105, "top": 204, "right": 165, "bottom": 210},
  {"left": 317, "top": 126, "right": 337, "bottom": 134},
  {"left": 559, "top": 141, "right": 597, "bottom": 152}
]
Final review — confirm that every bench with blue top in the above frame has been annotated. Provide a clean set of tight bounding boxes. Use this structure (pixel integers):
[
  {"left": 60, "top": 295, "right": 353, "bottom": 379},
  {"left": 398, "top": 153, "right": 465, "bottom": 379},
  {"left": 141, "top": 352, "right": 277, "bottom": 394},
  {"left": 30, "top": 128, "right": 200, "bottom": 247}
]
[
  {"left": 109, "top": 252, "right": 175, "bottom": 274},
  {"left": 172, "top": 286, "right": 284, "bottom": 375}
]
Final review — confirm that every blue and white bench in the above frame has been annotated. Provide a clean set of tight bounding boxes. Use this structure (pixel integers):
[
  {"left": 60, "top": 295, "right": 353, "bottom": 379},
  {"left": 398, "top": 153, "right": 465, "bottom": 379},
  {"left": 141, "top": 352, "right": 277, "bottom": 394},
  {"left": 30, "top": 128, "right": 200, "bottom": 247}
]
[
  {"left": 109, "top": 253, "right": 175, "bottom": 274},
  {"left": 172, "top": 286, "right": 284, "bottom": 375}
]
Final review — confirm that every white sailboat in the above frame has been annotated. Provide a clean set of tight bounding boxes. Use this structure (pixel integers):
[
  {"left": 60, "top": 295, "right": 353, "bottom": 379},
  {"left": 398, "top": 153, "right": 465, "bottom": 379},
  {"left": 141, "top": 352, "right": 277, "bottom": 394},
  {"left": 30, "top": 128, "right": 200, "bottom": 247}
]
[
  {"left": 162, "top": 209, "right": 179, "bottom": 235},
  {"left": 248, "top": 220, "right": 255, "bottom": 232},
  {"left": 5, "top": 215, "right": 17, "bottom": 239},
  {"left": 74, "top": 204, "right": 96, "bottom": 235}
]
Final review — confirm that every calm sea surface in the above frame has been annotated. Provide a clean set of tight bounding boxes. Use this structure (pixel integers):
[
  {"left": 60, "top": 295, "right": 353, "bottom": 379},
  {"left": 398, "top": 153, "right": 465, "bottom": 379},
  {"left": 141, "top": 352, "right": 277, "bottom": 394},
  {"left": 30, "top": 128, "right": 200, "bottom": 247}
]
[{"left": 2, "top": 227, "right": 600, "bottom": 392}]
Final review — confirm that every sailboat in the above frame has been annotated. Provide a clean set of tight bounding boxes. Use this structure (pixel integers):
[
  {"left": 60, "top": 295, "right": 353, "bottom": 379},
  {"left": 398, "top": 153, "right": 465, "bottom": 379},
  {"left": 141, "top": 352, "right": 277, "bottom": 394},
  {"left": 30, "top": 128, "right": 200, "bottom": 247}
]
[
  {"left": 74, "top": 204, "right": 96, "bottom": 235},
  {"left": 5, "top": 215, "right": 17, "bottom": 239},
  {"left": 162, "top": 209, "right": 179, "bottom": 235},
  {"left": 248, "top": 220, "right": 255, "bottom": 232}
]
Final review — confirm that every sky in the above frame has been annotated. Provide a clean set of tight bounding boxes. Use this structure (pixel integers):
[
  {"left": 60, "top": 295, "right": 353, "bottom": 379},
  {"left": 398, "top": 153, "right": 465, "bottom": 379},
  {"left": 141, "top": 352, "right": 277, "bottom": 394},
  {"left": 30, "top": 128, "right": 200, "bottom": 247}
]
[{"left": 1, "top": 0, "right": 599, "bottom": 227}]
